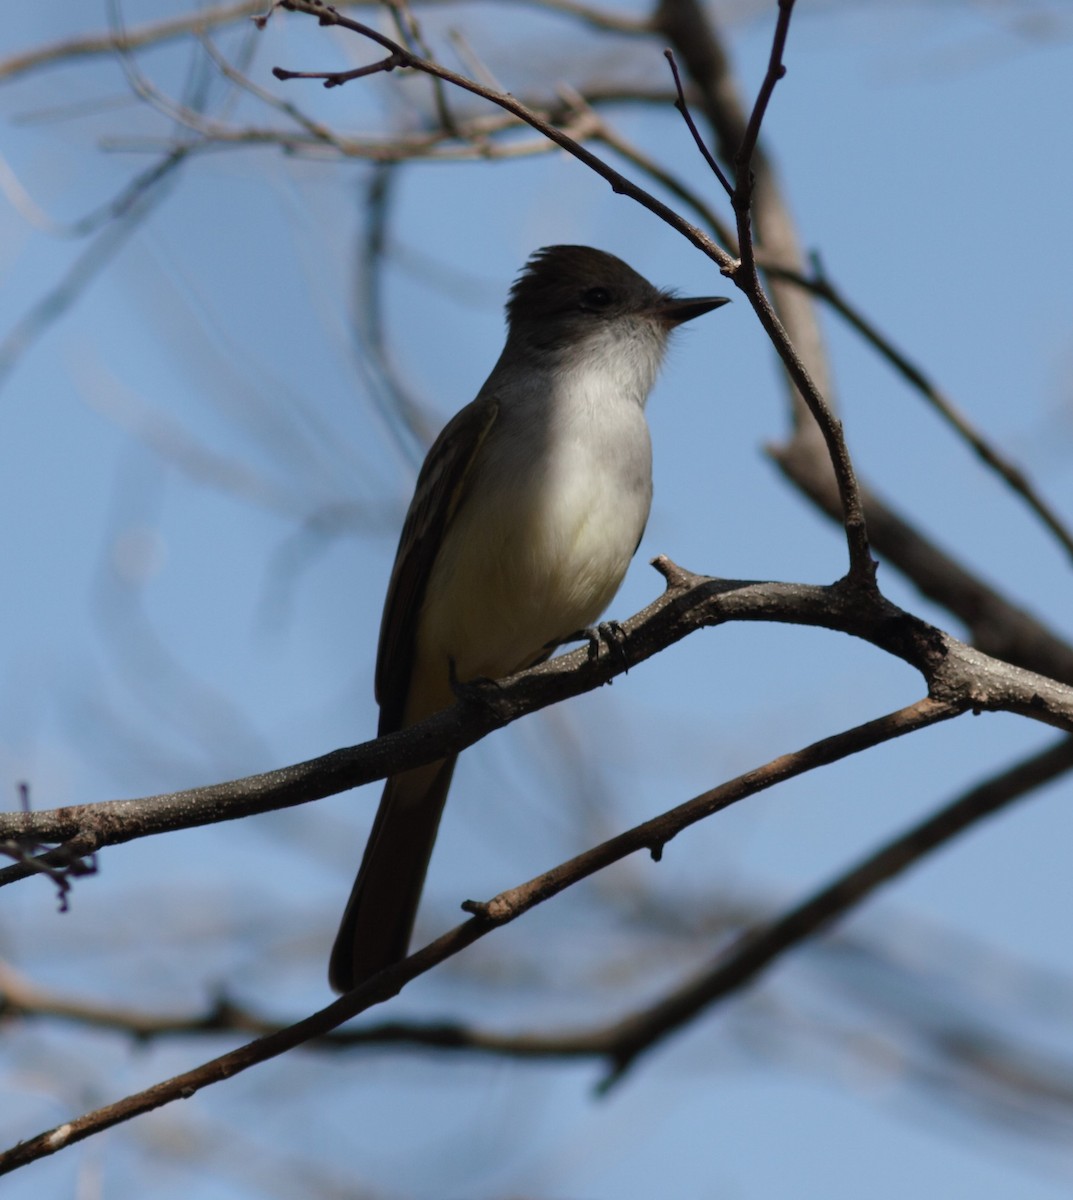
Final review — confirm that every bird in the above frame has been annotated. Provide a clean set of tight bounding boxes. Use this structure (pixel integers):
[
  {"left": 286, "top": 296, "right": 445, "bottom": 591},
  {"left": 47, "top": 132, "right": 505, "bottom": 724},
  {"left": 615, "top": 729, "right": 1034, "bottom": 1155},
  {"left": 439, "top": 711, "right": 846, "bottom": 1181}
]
[{"left": 329, "top": 244, "right": 729, "bottom": 992}]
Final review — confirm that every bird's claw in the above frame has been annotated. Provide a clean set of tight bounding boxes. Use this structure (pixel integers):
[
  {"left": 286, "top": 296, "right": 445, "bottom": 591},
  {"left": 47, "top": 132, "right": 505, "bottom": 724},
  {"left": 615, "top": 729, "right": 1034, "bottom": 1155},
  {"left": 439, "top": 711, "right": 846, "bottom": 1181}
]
[
  {"left": 448, "top": 657, "right": 507, "bottom": 714},
  {"left": 557, "top": 620, "right": 629, "bottom": 669}
]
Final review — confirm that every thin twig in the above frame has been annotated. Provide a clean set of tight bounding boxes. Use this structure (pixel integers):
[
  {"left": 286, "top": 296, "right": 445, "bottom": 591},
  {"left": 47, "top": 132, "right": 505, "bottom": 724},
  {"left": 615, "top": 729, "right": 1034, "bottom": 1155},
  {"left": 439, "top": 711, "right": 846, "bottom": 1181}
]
[
  {"left": 384, "top": 0, "right": 458, "bottom": 134},
  {"left": 271, "top": 1, "right": 733, "bottom": 267},
  {"left": 733, "top": 0, "right": 794, "bottom": 230},
  {"left": 704, "top": 0, "right": 873, "bottom": 585},
  {"left": 663, "top": 49, "right": 732, "bottom": 196},
  {"left": 555, "top": 83, "right": 735, "bottom": 244},
  {"left": 196, "top": 28, "right": 349, "bottom": 148},
  {"left": 653, "top": 0, "right": 836, "bottom": 445}
]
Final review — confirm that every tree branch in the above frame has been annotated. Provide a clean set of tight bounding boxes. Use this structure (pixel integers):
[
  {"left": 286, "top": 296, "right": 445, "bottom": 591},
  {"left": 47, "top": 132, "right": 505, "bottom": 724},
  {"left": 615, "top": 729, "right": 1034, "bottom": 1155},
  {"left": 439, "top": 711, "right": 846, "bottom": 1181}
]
[
  {"left": 7, "top": 561, "right": 1073, "bottom": 878},
  {"left": 651, "top": 0, "right": 1073, "bottom": 692},
  {"left": 805, "top": 253, "right": 1073, "bottom": 565},
  {"left": 597, "top": 732, "right": 1073, "bottom": 1087},
  {"left": 7, "top": 738, "right": 1072, "bottom": 1102},
  {"left": 0, "top": 692, "right": 961, "bottom": 1176},
  {"left": 269, "top": 0, "right": 873, "bottom": 580}
]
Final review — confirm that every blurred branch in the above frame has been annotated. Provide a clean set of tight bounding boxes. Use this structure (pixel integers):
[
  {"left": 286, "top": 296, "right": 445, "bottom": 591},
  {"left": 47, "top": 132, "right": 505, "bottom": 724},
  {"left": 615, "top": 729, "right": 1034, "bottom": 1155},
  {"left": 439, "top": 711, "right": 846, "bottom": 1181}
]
[
  {"left": 15, "top": 0, "right": 1068, "bottom": 606},
  {"left": 0, "top": 692, "right": 962, "bottom": 1175},
  {"left": 771, "top": 443, "right": 1073, "bottom": 685},
  {"left": 805, "top": 252, "right": 1073, "bottom": 565},
  {"left": 517, "top": 0, "right": 653, "bottom": 34},
  {"left": 0, "top": 1, "right": 269, "bottom": 81},
  {"left": 193, "top": 23, "right": 360, "bottom": 150},
  {"left": 0, "top": 147, "right": 186, "bottom": 391},
  {"left": 383, "top": 0, "right": 457, "bottom": 132},
  {"left": 597, "top": 732, "right": 1073, "bottom": 1087},
  {"left": 0, "top": 0, "right": 651, "bottom": 89},
  {"left": 99, "top": 82, "right": 680, "bottom": 161},
  {"left": 737, "top": 248, "right": 1073, "bottom": 570},
  {"left": 8, "top": 738, "right": 1071, "bottom": 1108},
  {"left": 266, "top": 3, "right": 730, "bottom": 267},
  {"left": 0, "top": 146, "right": 188, "bottom": 240},
  {"left": 4, "top": 3, "right": 1073, "bottom": 1176},
  {"left": 1, "top": 3, "right": 222, "bottom": 389},
  {"left": 350, "top": 164, "right": 439, "bottom": 456}
]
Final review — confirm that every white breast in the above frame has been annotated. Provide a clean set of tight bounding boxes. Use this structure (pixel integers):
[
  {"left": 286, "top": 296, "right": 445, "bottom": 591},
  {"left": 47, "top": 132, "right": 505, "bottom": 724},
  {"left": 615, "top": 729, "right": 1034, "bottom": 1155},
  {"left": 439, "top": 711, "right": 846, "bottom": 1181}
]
[{"left": 418, "top": 328, "right": 658, "bottom": 685}]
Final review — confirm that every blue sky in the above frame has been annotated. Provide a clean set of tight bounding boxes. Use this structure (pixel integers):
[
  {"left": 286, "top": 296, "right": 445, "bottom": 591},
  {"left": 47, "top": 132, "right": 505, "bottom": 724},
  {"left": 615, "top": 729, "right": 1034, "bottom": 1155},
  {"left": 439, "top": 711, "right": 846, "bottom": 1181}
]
[{"left": 3, "top": 2, "right": 1073, "bottom": 1197}]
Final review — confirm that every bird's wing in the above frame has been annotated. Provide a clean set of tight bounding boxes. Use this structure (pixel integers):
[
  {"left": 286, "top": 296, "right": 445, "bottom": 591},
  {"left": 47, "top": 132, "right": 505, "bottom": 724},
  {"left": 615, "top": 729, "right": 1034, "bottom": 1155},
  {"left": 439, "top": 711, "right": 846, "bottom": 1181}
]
[{"left": 375, "top": 395, "right": 500, "bottom": 733}]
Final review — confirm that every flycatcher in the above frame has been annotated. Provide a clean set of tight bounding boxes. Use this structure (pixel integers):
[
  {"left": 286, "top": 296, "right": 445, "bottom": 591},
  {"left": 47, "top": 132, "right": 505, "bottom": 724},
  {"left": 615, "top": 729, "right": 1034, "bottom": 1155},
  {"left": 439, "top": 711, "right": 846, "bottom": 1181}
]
[{"left": 329, "top": 245, "right": 728, "bottom": 992}]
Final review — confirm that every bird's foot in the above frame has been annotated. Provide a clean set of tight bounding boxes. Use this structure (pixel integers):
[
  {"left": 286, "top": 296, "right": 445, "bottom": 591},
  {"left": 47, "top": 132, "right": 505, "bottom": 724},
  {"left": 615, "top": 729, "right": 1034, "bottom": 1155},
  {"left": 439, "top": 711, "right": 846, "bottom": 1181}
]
[
  {"left": 448, "top": 658, "right": 508, "bottom": 715},
  {"left": 556, "top": 620, "right": 629, "bottom": 670}
]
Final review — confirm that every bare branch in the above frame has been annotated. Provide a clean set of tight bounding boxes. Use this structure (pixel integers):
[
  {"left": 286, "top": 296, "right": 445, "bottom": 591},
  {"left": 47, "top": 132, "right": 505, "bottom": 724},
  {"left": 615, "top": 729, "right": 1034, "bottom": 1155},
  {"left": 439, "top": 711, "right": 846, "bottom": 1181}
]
[
  {"left": 663, "top": 49, "right": 732, "bottom": 196},
  {"left": 653, "top": 0, "right": 1073, "bottom": 680},
  {"left": 271, "top": 0, "right": 874, "bottom": 601},
  {"left": 732, "top": 0, "right": 794, "bottom": 226},
  {"left": 268, "top": 2, "right": 730, "bottom": 266},
  {"left": 0, "top": 1, "right": 269, "bottom": 81},
  {"left": 6, "top": 561, "right": 1073, "bottom": 880},
  {"left": 653, "top": 0, "right": 834, "bottom": 407},
  {"left": 598, "top": 732, "right": 1073, "bottom": 1087},
  {"left": 709, "top": 0, "right": 873, "bottom": 584},
  {"left": 0, "top": 693, "right": 960, "bottom": 1175},
  {"left": 0, "top": 0, "right": 653, "bottom": 88},
  {"left": 383, "top": 0, "right": 457, "bottom": 133},
  {"left": 770, "top": 445, "right": 1073, "bottom": 686},
  {"left": 806, "top": 253, "right": 1073, "bottom": 565},
  {"left": 24, "top": 695, "right": 1071, "bottom": 1168},
  {"left": 4, "top": 2, "right": 1071, "bottom": 1188},
  {"left": 555, "top": 83, "right": 736, "bottom": 244}
]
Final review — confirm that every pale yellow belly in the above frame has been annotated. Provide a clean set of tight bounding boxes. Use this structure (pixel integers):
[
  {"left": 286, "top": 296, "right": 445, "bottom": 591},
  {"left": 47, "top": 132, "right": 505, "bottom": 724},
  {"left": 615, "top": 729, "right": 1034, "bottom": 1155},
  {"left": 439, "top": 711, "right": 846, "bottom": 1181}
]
[{"left": 409, "top": 434, "right": 650, "bottom": 719}]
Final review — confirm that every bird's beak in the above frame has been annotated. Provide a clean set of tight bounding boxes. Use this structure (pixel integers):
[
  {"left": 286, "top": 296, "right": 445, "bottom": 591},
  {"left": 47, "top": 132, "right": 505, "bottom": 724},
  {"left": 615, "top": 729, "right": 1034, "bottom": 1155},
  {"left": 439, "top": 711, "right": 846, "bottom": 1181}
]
[{"left": 653, "top": 295, "right": 731, "bottom": 326}]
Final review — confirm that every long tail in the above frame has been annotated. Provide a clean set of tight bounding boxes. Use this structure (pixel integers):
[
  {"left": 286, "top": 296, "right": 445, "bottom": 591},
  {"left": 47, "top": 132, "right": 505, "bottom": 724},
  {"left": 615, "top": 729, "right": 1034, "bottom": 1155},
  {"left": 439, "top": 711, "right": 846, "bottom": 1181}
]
[{"left": 328, "top": 755, "right": 457, "bottom": 993}]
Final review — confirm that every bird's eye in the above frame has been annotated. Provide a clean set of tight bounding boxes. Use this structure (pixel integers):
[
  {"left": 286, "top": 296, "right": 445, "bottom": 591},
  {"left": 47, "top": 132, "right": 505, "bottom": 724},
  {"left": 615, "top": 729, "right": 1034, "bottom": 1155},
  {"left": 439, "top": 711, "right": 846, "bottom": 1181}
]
[{"left": 580, "top": 286, "right": 614, "bottom": 311}]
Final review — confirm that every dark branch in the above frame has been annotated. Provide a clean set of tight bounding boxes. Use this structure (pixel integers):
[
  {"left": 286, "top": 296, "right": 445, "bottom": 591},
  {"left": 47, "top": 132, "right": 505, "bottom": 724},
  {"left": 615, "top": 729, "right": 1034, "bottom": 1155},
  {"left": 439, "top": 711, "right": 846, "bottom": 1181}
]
[
  {"left": 0, "top": 692, "right": 961, "bottom": 1175},
  {"left": 6, "top": 564, "right": 1073, "bottom": 877},
  {"left": 663, "top": 49, "right": 732, "bottom": 196},
  {"left": 806, "top": 253, "right": 1073, "bottom": 565},
  {"left": 598, "top": 732, "right": 1073, "bottom": 1087}
]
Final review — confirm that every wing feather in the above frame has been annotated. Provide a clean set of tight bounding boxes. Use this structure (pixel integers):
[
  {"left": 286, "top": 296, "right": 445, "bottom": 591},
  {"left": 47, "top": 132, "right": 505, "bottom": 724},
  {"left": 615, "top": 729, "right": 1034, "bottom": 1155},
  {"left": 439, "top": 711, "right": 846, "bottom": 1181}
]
[{"left": 374, "top": 396, "right": 500, "bottom": 733}]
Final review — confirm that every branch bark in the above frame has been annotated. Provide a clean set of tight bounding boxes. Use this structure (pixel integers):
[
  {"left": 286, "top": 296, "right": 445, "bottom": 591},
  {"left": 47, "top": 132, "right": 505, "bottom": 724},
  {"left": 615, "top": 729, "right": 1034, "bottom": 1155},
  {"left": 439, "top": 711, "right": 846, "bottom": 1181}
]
[
  {"left": 6, "top": 562, "right": 1073, "bottom": 883},
  {"left": 0, "top": 692, "right": 961, "bottom": 1175}
]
